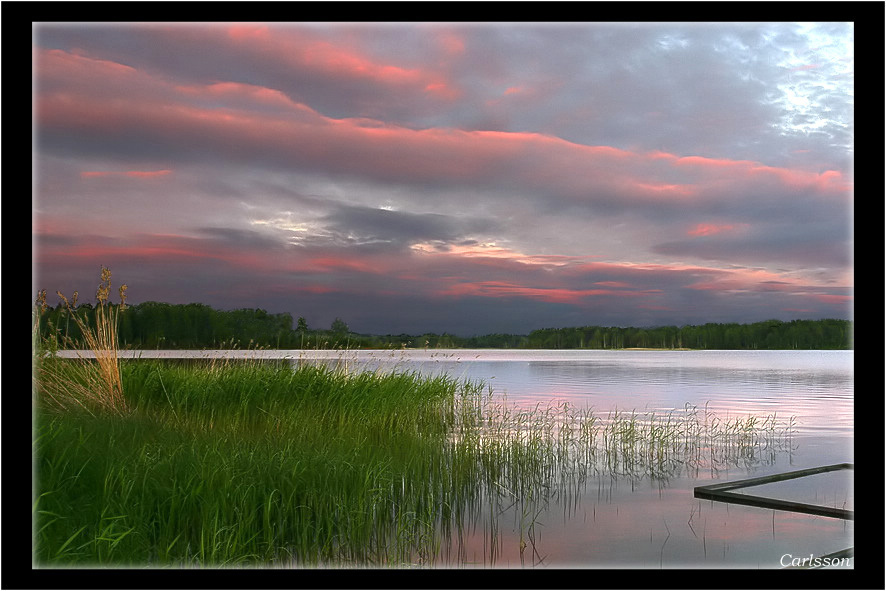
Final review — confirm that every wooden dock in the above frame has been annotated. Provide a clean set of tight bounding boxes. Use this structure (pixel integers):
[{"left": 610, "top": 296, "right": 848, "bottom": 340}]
[
  {"left": 694, "top": 462, "right": 853, "bottom": 520},
  {"left": 694, "top": 463, "right": 853, "bottom": 568}
]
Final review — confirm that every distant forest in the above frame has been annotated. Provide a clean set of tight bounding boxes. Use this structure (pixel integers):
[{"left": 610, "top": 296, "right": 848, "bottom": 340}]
[{"left": 36, "top": 300, "right": 853, "bottom": 350}]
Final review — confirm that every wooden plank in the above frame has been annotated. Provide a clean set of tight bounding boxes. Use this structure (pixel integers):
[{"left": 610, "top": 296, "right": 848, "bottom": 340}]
[
  {"left": 695, "top": 463, "right": 852, "bottom": 493},
  {"left": 694, "top": 463, "right": 853, "bottom": 520},
  {"left": 695, "top": 488, "right": 853, "bottom": 520}
]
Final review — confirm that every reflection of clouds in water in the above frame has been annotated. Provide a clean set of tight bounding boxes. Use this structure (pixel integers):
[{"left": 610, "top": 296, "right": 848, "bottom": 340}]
[
  {"left": 735, "top": 469, "right": 853, "bottom": 511},
  {"left": 463, "top": 352, "right": 854, "bottom": 438},
  {"left": 96, "top": 348, "right": 852, "bottom": 436},
  {"left": 343, "top": 349, "right": 854, "bottom": 441},
  {"left": 531, "top": 485, "right": 852, "bottom": 569},
  {"left": 67, "top": 346, "right": 852, "bottom": 567}
]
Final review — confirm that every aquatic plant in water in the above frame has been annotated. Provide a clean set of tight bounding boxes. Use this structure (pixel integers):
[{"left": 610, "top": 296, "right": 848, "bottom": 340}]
[{"left": 32, "top": 272, "right": 800, "bottom": 568}]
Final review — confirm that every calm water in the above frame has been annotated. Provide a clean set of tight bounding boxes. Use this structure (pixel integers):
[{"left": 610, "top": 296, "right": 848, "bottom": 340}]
[{"left": 82, "top": 348, "right": 854, "bottom": 568}]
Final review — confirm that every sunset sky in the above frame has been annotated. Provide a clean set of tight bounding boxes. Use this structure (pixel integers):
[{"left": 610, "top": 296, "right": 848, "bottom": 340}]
[{"left": 32, "top": 21, "right": 854, "bottom": 336}]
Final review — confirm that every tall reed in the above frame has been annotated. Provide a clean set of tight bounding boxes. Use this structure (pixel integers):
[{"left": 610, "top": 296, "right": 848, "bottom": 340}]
[
  {"left": 35, "top": 267, "right": 128, "bottom": 416},
  {"left": 34, "top": 353, "right": 798, "bottom": 568},
  {"left": 33, "top": 273, "right": 800, "bottom": 567},
  {"left": 34, "top": 355, "right": 492, "bottom": 566}
]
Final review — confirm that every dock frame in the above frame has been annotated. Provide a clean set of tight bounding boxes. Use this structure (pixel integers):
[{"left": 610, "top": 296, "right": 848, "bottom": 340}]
[{"left": 694, "top": 463, "right": 853, "bottom": 568}]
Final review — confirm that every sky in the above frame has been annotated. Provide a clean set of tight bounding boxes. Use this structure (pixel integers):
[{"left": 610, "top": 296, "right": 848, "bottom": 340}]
[{"left": 32, "top": 21, "right": 854, "bottom": 337}]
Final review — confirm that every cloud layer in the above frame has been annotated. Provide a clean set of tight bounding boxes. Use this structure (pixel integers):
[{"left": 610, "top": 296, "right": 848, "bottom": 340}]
[{"left": 33, "top": 22, "right": 853, "bottom": 335}]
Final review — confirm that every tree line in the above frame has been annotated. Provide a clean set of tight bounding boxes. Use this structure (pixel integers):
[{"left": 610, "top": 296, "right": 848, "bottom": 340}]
[
  {"left": 522, "top": 319, "right": 852, "bottom": 350},
  {"left": 35, "top": 300, "right": 852, "bottom": 350}
]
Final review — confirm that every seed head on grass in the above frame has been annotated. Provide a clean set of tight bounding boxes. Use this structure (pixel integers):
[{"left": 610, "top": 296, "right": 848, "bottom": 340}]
[
  {"left": 35, "top": 289, "right": 48, "bottom": 314},
  {"left": 36, "top": 267, "right": 128, "bottom": 416},
  {"left": 96, "top": 266, "right": 112, "bottom": 305},
  {"left": 33, "top": 290, "right": 49, "bottom": 343}
]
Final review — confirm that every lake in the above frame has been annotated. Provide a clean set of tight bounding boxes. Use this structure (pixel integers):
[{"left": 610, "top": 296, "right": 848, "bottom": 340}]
[{"left": 69, "top": 348, "right": 854, "bottom": 568}]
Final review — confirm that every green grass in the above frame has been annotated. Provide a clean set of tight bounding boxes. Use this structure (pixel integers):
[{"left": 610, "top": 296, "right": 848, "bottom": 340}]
[
  {"left": 31, "top": 270, "right": 799, "bottom": 568},
  {"left": 34, "top": 358, "right": 494, "bottom": 567},
  {"left": 33, "top": 355, "right": 798, "bottom": 568}
]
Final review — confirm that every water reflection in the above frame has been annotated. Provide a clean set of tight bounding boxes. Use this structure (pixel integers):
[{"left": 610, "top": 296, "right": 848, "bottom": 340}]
[
  {"left": 296, "top": 349, "right": 854, "bottom": 440},
  {"left": 302, "top": 348, "right": 851, "bottom": 568},
  {"left": 93, "top": 348, "right": 852, "bottom": 462},
  {"left": 69, "top": 348, "right": 852, "bottom": 568},
  {"left": 434, "top": 467, "right": 853, "bottom": 569}
]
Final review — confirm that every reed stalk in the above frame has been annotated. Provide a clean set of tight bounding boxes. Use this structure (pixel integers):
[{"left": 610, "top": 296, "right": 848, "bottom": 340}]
[
  {"left": 33, "top": 274, "right": 801, "bottom": 567},
  {"left": 35, "top": 267, "right": 128, "bottom": 416}
]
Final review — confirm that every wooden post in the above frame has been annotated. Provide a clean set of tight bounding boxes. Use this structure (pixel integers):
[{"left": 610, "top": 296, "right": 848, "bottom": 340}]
[{"left": 694, "top": 463, "right": 853, "bottom": 520}]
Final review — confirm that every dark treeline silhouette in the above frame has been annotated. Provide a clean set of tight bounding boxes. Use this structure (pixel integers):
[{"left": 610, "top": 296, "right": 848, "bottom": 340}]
[
  {"left": 523, "top": 319, "right": 852, "bottom": 350},
  {"left": 37, "top": 300, "right": 853, "bottom": 350}
]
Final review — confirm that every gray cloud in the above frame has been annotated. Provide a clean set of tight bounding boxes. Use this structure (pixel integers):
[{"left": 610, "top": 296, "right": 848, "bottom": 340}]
[
  {"left": 32, "top": 22, "right": 854, "bottom": 334},
  {"left": 320, "top": 204, "right": 500, "bottom": 248},
  {"left": 652, "top": 221, "right": 851, "bottom": 268}
]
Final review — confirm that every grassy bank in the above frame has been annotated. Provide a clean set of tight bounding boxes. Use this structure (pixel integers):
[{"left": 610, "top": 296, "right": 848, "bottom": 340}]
[
  {"left": 33, "top": 357, "right": 498, "bottom": 566},
  {"left": 32, "top": 271, "right": 510, "bottom": 567},
  {"left": 33, "top": 357, "right": 798, "bottom": 567},
  {"left": 32, "top": 272, "right": 799, "bottom": 567}
]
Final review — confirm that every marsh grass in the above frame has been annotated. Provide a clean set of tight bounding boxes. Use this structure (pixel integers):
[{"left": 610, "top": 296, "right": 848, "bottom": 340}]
[
  {"left": 34, "top": 355, "right": 798, "bottom": 567},
  {"left": 34, "top": 353, "right": 500, "bottom": 567},
  {"left": 33, "top": 274, "right": 799, "bottom": 568},
  {"left": 35, "top": 267, "right": 127, "bottom": 416}
]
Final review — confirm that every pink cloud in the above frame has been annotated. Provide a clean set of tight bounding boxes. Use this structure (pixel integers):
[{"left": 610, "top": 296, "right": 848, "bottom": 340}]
[
  {"left": 35, "top": 218, "right": 851, "bottom": 320},
  {"left": 220, "top": 25, "right": 457, "bottom": 98},
  {"left": 411, "top": 242, "right": 587, "bottom": 268},
  {"left": 37, "top": 47, "right": 850, "bottom": 212},
  {"left": 671, "top": 154, "right": 750, "bottom": 169},
  {"left": 176, "top": 81, "right": 306, "bottom": 111},
  {"left": 651, "top": 150, "right": 851, "bottom": 194},
  {"left": 424, "top": 81, "right": 459, "bottom": 99},
  {"left": 594, "top": 281, "right": 633, "bottom": 288},
  {"left": 629, "top": 181, "right": 697, "bottom": 199},
  {"left": 80, "top": 170, "right": 173, "bottom": 179},
  {"left": 686, "top": 274, "right": 788, "bottom": 293},
  {"left": 414, "top": 246, "right": 829, "bottom": 307},
  {"left": 747, "top": 165, "right": 850, "bottom": 193},
  {"left": 226, "top": 24, "right": 272, "bottom": 41},
  {"left": 811, "top": 294, "right": 852, "bottom": 305},
  {"left": 433, "top": 29, "right": 466, "bottom": 55},
  {"left": 35, "top": 230, "right": 278, "bottom": 274},
  {"left": 307, "top": 256, "right": 382, "bottom": 274},
  {"left": 439, "top": 281, "right": 637, "bottom": 305},
  {"left": 36, "top": 48, "right": 138, "bottom": 81},
  {"left": 681, "top": 267, "right": 849, "bottom": 303},
  {"left": 687, "top": 223, "right": 742, "bottom": 237}
]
